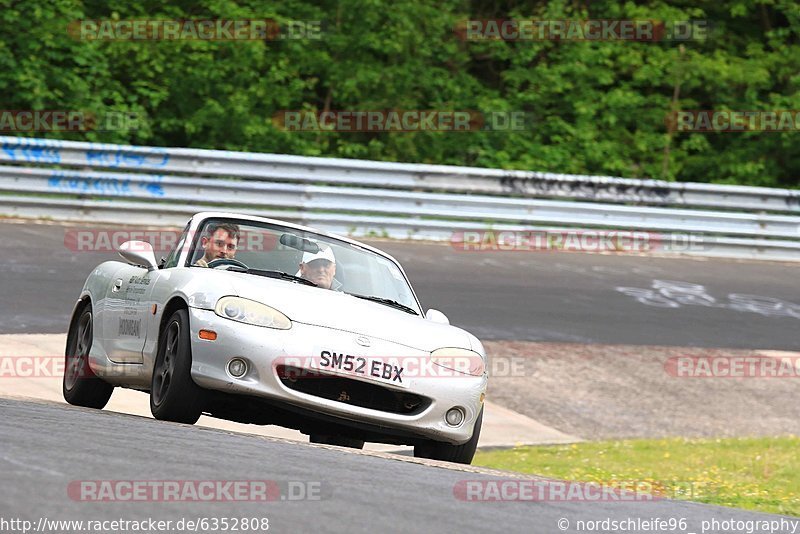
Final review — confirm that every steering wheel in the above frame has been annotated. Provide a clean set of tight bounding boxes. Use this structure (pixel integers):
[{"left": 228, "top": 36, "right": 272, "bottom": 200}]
[{"left": 207, "top": 258, "right": 249, "bottom": 270}]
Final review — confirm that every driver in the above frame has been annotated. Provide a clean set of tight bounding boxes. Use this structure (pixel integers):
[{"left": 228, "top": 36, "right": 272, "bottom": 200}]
[
  {"left": 194, "top": 222, "right": 240, "bottom": 267},
  {"left": 298, "top": 244, "right": 342, "bottom": 290}
]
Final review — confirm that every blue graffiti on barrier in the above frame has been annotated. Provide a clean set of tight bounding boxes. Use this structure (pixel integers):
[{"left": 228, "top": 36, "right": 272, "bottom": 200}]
[
  {"left": 138, "top": 177, "right": 165, "bottom": 196},
  {"left": 47, "top": 172, "right": 165, "bottom": 197},
  {"left": 85, "top": 146, "right": 169, "bottom": 168},
  {"left": 1, "top": 140, "right": 61, "bottom": 164}
]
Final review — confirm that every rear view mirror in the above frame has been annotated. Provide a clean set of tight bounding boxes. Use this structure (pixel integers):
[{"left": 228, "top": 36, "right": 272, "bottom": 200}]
[{"left": 280, "top": 233, "right": 320, "bottom": 253}]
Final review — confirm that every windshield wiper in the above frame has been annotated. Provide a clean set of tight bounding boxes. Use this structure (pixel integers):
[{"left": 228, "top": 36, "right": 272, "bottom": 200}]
[
  {"left": 246, "top": 269, "right": 318, "bottom": 287},
  {"left": 349, "top": 294, "right": 418, "bottom": 315}
]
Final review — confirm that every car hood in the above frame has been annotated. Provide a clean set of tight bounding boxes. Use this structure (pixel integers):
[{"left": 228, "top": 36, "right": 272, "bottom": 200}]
[{"left": 226, "top": 274, "right": 471, "bottom": 352}]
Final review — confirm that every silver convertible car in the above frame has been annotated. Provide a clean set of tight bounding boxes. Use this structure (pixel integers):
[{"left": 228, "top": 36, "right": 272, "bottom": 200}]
[{"left": 63, "top": 212, "right": 487, "bottom": 463}]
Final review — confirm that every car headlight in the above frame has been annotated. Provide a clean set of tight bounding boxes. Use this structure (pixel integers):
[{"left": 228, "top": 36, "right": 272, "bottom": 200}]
[
  {"left": 430, "top": 347, "right": 485, "bottom": 376},
  {"left": 214, "top": 297, "right": 291, "bottom": 330}
]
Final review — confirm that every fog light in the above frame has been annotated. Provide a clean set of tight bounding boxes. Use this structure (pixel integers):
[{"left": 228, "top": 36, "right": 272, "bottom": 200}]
[
  {"left": 445, "top": 407, "right": 464, "bottom": 427},
  {"left": 227, "top": 358, "right": 247, "bottom": 378}
]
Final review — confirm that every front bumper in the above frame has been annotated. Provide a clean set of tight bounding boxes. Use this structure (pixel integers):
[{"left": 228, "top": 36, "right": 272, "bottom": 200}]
[{"left": 188, "top": 307, "right": 487, "bottom": 444}]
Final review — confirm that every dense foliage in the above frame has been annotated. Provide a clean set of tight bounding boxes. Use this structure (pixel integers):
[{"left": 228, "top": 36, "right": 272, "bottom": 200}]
[{"left": 2, "top": 0, "right": 798, "bottom": 187}]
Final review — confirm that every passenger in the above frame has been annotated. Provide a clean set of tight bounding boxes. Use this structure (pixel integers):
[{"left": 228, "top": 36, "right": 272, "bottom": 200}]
[{"left": 298, "top": 244, "right": 342, "bottom": 290}]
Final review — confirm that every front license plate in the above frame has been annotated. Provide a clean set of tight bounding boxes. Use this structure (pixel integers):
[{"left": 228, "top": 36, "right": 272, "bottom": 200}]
[{"left": 310, "top": 350, "right": 407, "bottom": 388}]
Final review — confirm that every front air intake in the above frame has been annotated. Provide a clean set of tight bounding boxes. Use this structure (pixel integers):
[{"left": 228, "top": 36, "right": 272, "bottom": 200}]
[{"left": 276, "top": 365, "right": 431, "bottom": 415}]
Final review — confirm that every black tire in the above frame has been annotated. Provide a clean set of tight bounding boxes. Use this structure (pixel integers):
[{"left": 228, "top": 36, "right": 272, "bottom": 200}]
[
  {"left": 414, "top": 407, "right": 483, "bottom": 464},
  {"left": 63, "top": 304, "right": 114, "bottom": 409},
  {"left": 309, "top": 434, "right": 365, "bottom": 449},
  {"left": 150, "top": 309, "right": 204, "bottom": 424}
]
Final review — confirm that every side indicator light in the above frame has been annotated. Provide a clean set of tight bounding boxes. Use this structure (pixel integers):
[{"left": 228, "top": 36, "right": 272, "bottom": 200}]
[{"left": 199, "top": 330, "right": 217, "bottom": 341}]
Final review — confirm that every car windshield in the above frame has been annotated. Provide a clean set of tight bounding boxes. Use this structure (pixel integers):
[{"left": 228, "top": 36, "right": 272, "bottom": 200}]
[{"left": 187, "top": 218, "right": 421, "bottom": 314}]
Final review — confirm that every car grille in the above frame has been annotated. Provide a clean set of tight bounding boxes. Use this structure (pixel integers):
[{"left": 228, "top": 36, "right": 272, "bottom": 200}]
[{"left": 276, "top": 365, "right": 431, "bottom": 415}]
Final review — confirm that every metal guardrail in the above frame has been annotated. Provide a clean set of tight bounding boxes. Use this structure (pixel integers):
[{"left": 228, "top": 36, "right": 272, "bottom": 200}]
[{"left": 1, "top": 136, "right": 799, "bottom": 261}]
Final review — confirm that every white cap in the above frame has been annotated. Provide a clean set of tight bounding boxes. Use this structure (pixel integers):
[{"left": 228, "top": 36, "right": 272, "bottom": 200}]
[{"left": 301, "top": 243, "right": 336, "bottom": 264}]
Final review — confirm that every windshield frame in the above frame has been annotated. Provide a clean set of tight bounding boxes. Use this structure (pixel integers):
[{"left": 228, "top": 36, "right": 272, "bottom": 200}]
[{"left": 181, "top": 213, "right": 424, "bottom": 314}]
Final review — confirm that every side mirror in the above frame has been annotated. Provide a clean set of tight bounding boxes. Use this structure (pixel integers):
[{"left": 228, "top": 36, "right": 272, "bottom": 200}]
[
  {"left": 425, "top": 309, "right": 450, "bottom": 325},
  {"left": 118, "top": 241, "right": 158, "bottom": 271}
]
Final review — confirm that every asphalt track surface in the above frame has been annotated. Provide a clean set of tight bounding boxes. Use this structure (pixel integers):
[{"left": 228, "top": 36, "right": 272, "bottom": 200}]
[
  {"left": 2, "top": 221, "right": 799, "bottom": 349},
  {"left": 1, "top": 398, "right": 794, "bottom": 534}
]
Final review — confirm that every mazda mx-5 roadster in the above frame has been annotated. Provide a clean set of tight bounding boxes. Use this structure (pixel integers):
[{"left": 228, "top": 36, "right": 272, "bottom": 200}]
[{"left": 64, "top": 212, "right": 487, "bottom": 463}]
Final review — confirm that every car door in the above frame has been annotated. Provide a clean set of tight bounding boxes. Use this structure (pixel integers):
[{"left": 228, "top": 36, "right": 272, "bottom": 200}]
[{"left": 102, "top": 265, "right": 159, "bottom": 364}]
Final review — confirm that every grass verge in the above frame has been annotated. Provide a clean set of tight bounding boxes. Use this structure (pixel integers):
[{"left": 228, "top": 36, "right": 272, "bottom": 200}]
[{"left": 473, "top": 436, "right": 799, "bottom": 516}]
